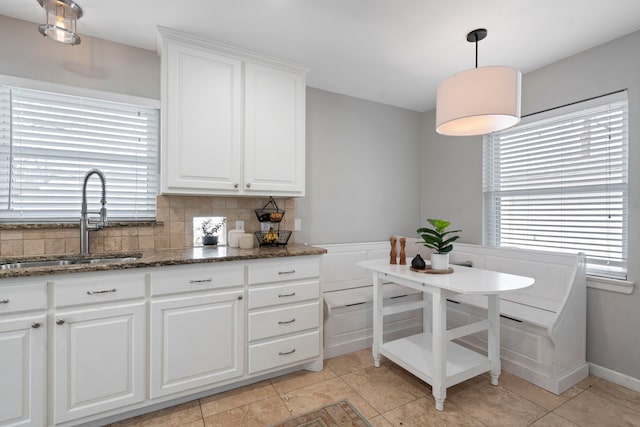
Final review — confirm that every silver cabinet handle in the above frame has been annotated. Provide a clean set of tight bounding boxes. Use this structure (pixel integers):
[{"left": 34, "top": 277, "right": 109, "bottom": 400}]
[
  {"left": 189, "top": 278, "right": 213, "bottom": 284},
  {"left": 278, "top": 318, "right": 296, "bottom": 325},
  {"left": 278, "top": 292, "right": 296, "bottom": 298},
  {"left": 278, "top": 349, "right": 296, "bottom": 356},
  {"left": 31, "top": 322, "right": 41, "bottom": 329},
  {"left": 246, "top": 183, "right": 251, "bottom": 188},
  {"left": 87, "top": 288, "right": 116, "bottom": 295},
  {"left": 56, "top": 319, "right": 65, "bottom": 325},
  {"left": 278, "top": 270, "right": 295, "bottom": 275},
  {"left": 0, "top": 298, "right": 9, "bottom": 304}
]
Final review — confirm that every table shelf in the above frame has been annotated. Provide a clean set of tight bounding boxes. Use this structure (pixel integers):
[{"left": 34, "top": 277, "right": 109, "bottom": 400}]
[{"left": 381, "top": 332, "right": 492, "bottom": 388}]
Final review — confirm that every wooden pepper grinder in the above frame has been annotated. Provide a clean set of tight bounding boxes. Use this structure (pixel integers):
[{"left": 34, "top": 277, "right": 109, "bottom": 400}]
[
  {"left": 399, "top": 237, "right": 406, "bottom": 265},
  {"left": 390, "top": 237, "right": 397, "bottom": 264}
]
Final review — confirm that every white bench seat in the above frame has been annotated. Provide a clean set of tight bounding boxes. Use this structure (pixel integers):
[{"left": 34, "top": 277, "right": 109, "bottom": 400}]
[
  {"left": 449, "top": 293, "right": 557, "bottom": 329},
  {"left": 444, "top": 243, "right": 588, "bottom": 394},
  {"left": 319, "top": 242, "right": 424, "bottom": 359},
  {"left": 319, "top": 240, "right": 588, "bottom": 395}
]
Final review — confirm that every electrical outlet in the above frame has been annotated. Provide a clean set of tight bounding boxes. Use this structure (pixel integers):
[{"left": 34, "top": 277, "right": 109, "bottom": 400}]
[
  {"left": 294, "top": 218, "right": 302, "bottom": 232},
  {"left": 261, "top": 222, "right": 270, "bottom": 232},
  {"left": 235, "top": 220, "right": 245, "bottom": 231}
]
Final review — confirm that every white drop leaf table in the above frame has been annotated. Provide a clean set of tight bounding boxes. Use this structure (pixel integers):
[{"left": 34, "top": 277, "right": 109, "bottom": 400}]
[{"left": 357, "top": 259, "right": 534, "bottom": 411}]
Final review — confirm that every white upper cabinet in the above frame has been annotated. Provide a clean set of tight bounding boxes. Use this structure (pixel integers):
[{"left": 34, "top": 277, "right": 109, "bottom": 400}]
[
  {"left": 243, "top": 63, "right": 305, "bottom": 194},
  {"left": 158, "top": 27, "right": 308, "bottom": 196},
  {"left": 162, "top": 41, "right": 242, "bottom": 192}
]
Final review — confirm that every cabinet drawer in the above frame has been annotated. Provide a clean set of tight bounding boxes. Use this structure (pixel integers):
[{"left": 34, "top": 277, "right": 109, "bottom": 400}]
[
  {"left": 248, "top": 257, "right": 320, "bottom": 285},
  {"left": 53, "top": 271, "right": 146, "bottom": 308},
  {"left": 248, "top": 280, "right": 319, "bottom": 309},
  {"left": 248, "top": 330, "right": 320, "bottom": 374},
  {"left": 150, "top": 263, "right": 244, "bottom": 296},
  {"left": 249, "top": 301, "right": 320, "bottom": 341},
  {"left": 0, "top": 283, "right": 47, "bottom": 314}
]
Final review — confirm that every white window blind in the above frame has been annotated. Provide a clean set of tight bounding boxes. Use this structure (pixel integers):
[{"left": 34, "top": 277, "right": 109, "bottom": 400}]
[
  {"left": 0, "top": 85, "right": 159, "bottom": 222},
  {"left": 483, "top": 92, "right": 628, "bottom": 280}
]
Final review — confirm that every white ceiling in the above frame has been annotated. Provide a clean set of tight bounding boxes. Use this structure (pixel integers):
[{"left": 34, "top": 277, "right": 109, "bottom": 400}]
[{"left": 2, "top": 0, "right": 640, "bottom": 112}]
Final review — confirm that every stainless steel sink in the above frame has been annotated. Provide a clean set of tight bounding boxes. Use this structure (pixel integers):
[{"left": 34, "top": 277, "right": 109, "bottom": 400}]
[
  {"left": 0, "top": 255, "right": 140, "bottom": 270},
  {"left": 84, "top": 257, "right": 140, "bottom": 265},
  {"left": 0, "top": 259, "right": 74, "bottom": 269}
]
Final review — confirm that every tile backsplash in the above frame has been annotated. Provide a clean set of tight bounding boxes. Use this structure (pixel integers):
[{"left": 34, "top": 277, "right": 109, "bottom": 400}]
[{"left": 0, "top": 195, "right": 296, "bottom": 257}]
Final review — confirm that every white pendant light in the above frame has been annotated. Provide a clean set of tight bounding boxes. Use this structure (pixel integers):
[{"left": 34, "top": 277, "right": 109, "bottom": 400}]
[
  {"left": 37, "top": 0, "right": 83, "bottom": 46},
  {"left": 436, "top": 29, "right": 521, "bottom": 136}
]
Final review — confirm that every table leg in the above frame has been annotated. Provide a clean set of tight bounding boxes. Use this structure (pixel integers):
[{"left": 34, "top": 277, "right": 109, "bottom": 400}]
[
  {"left": 432, "top": 289, "right": 447, "bottom": 411},
  {"left": 372, "top": 271, "right": 382, "bottom": 368},
  {"left": 488, "top": 294, "right": 501, "bottom": 385}
]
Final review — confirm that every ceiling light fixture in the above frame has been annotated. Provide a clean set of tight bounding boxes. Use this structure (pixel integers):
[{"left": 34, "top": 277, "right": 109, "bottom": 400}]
[
  {"left": 436, "top": 28, "right": 521, "bottom": 136},
  {"left": 37, "top": 0, "right": 83, "bottom": 46}
]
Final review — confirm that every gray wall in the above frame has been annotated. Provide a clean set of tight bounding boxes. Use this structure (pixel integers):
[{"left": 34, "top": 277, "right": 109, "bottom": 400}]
[
  {"left": 421, "top": 30, "right": 640, "bottom": 380},
  {"left": 0, "top": 15, "right": 160, "bottom": 99},
  {"left": 297, "top": 88, "right": 422, "bottom": 245}
]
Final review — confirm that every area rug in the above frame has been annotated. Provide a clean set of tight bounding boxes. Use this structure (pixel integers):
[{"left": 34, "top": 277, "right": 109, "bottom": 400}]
[{"left": 269, "top": 399, "right": 373, "bottom": 427}]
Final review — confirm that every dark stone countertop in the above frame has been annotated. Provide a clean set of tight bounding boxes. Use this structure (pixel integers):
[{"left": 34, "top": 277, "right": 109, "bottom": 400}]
[{"left": 0, "top": 244, "right": 327, "bottom": 279}]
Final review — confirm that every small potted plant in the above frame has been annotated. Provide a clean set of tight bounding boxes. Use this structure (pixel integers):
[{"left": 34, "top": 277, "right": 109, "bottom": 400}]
[
  {"left": 201, "top": 218, "right": 227, "bottom": 246},
  {"left": 417, "top": 218, "right": 461, "bottom": 270}
]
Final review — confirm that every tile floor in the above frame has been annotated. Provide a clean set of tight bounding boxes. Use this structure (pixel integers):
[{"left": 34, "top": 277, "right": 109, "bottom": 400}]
[{"left": 108, "top": 348, "right": 640, "bottom": 427}]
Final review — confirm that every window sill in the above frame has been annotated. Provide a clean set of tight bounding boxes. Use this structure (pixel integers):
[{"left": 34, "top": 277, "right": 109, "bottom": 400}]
[
  {"left": 0, "top": 221, "right": 163, "bottom": 230},
  {"left": 587, "top": 275, "right": 635, "bottom": 295}
]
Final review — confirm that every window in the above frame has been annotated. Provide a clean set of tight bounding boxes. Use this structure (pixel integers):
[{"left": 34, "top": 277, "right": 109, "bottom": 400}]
[
  {"left": 0, "top": 84, "right": 159, "bottom": 222},
  {"left": 483, "top": 92, "right": 628, "bottom": 279}
]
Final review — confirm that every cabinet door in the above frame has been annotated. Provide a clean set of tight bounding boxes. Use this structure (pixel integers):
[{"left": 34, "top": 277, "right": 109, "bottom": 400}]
[
  {"left": 150, "top": 289, "right": 244, "bottom": 398},
  {"left": 163, "top": 41, "right": 242, "bottom": 194},
  {"left": 0, "top": 315, "right": 46, "bottom": 427},
  {"left": 243, "top": 62, "right": 306, "bottom": 195},
  {"left": 53, "top": 303, "right": 145, "bottom": 423}
]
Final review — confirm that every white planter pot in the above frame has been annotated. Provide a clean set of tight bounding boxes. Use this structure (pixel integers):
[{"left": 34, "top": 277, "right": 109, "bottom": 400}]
[{"left": 430, "top": 253, "right": 449, "bottom": 270}]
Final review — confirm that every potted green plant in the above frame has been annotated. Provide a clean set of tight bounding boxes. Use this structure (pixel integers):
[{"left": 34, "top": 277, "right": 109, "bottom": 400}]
[
  {"left": 201, "top": 218, "right": 227, "bottom": 246},
  {"left": 417, "top": 218, "right": 461, "bottom": 270}
]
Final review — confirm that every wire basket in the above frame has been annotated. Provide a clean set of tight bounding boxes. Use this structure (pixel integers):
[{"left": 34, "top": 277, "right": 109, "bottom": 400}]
[
  {"left": 255, "top": 196, "right": 285, "bottom": 223},
  {"left": 255, "top": 230, "right": 292, "bottom": 247}
]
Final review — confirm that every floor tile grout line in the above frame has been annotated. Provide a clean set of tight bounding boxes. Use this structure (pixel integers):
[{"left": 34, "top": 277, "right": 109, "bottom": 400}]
[
  {"left": 334, "top": 375, "right": 385, "bottom": 419},
  {"left": 586, "top": 382, "right": 640, "bottom": 415},
  {"left": 199, "top": 381, "right": 280, "bottom": 420},
  {"left": 197, "top": 397, "right": 205, "bottom": 425},
  {"left": 495, "top": 381, "right": 571, "bottom": 413}
]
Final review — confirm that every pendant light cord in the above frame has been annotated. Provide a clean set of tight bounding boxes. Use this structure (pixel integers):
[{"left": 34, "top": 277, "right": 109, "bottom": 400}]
[
  {"left": 467, "top": 29, "right": 486, "bottom": 68},
  {"left": 475, "top": 35, "right": 479, "bottom": 68}
]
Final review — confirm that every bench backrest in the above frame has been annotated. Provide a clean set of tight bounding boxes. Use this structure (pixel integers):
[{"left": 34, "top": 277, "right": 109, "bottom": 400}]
[
  {"left": 451, "top": 243, "right": 581, "bottom": 313},
  {"left": 319, "top": 242, "right": 389, "bottom": 292}
]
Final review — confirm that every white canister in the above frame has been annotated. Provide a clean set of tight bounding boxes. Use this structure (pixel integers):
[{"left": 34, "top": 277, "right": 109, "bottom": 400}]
[
  {"left": 239, "top": 233, "right": 254, "bottom": 249},
  {"left": 227, "top": 229, "right": 244, "bottom": 248}
]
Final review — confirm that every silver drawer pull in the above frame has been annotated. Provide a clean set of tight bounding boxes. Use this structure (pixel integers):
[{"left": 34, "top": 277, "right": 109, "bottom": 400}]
[
  {"left": 56, "top": 319, "right": 65, "bottom": 325},
  {"left": 278, "top": 349, "right": 296, "bottom": 356},
  {"left": 0, "top": 298, "right": 9, "bottom": 304},
  {"left": 278, "top": 318, "right": 296, "bottom": 325},
  {"left": 86, "top": 288, "right": 116, "bottom": 295},
  {"left": 31, "top": 322, "right": 41, "bottom": 329},
  {"left": 189, "top": 278, "right": 213, "bottom": 284},
  {"left": 278, "top": 270, "right": 295, "bottom": 275},
  {"left": 278, "top": 292, "right": 296, "bottom": 298}
]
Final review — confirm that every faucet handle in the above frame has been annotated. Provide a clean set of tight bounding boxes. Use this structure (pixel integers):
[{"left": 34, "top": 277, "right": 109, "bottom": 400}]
[{"left": 100, "top": 207, "right": 108, "bottom": 226}]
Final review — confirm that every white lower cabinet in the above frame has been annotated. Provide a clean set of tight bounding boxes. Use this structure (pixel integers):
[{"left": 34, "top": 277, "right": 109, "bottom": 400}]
[
  {"left": 150, "top": 289, "right": 245, "bottom": 398},
  {"left": 247, "top": 257, "right": 323, "bottom": 375},
  {"left": 0, "top": 254, "right": 325, "bottom": 426},
  {"left": 0, "top": 314, "right": 46, "bottom": 427},
  {"left": 53, "top": 302, "right": 145, "bottom": 424}
]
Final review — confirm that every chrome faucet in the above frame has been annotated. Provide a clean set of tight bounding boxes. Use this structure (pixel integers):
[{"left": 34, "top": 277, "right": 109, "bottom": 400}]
[{"left": 80, "top": 169, "right": 108, "bottom": 255}]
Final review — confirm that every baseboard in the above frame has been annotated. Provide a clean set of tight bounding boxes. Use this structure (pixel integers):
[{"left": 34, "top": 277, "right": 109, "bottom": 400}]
[
  {"left": 589, "top": 363, "right": 640, "bottom": 392},
  {"left": 556, "top": 363, "right": 589, "bottom": 394}
]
